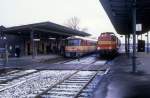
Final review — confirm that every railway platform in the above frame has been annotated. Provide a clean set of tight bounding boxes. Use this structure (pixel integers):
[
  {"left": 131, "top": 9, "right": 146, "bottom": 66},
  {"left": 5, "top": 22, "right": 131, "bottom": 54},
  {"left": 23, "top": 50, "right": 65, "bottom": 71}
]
[
  {"left": 0, "top": 55, "right": 108, "bottom": 70},
  {"left": 0, "top": 54, "right": 61, "bottom": 68},
  {"left": 93, "top": 52, "right": 150, "bottom": 98}
]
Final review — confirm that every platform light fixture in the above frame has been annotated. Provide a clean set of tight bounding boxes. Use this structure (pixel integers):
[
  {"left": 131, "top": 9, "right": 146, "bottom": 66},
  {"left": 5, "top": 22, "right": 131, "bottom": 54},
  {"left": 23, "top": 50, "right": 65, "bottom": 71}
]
[
  {"left": 3, "top": 36, "right": 7, "bottom": 40},
  {"left": 48, "top": 38, "right": 56, "bottom": 40},
  {"left": 33, "top": 38, "right": 40, "bottom": 41}
]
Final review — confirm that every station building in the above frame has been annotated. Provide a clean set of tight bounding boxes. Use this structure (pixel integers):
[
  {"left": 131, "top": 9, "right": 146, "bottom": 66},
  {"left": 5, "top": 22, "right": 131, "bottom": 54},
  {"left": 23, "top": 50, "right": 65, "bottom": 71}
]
[{"left": 0, "top": 22, "right": 90, "bottom": 58}]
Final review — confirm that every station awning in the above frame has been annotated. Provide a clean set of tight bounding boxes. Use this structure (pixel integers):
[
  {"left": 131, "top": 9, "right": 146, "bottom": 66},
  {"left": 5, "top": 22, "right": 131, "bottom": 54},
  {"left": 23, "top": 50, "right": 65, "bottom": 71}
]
[
  {"left": 1, "top": 22, "right": 90, "bottom": 38},
  {"left": 100, "top": 0, "right": 150, "bottom": 35}
]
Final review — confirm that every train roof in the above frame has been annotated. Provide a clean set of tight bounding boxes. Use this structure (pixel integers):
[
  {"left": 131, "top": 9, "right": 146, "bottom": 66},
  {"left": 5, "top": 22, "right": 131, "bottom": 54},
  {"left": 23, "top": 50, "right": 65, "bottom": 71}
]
[
  {"left": 100, "top": 32, "right": 116, "bottom": 37},
  {"left": 101, "top": 32, "right": 115, "bottom": 35},
  {"left": 66, "top": 36, "right": 97, "bottom": 42}
]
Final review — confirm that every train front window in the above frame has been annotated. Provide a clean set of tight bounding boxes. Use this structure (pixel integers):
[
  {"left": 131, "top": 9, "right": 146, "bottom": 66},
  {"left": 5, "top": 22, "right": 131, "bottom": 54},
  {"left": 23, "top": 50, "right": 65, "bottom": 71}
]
[{"left": 67, "top": 39, "right": 80, "bottom": 46}]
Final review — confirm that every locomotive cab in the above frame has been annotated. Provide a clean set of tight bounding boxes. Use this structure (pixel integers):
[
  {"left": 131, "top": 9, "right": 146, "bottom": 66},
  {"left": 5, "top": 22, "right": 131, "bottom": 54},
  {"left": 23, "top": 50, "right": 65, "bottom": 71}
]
[
  {"left": 97, "top": 32, "right": 120, "bottom": 57},
  {"left": 65, "top": 39, "right": 81, "bottom": 57}
]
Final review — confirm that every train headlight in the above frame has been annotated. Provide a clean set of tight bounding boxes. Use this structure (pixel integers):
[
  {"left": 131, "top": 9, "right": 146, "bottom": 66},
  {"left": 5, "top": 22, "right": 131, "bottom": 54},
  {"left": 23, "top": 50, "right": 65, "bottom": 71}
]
[
  {"left": 97, "top": 47, "right": 100, "bottom": 50},
  {"left": 108, "top": 47, "right": 112, "bottom": 49}
]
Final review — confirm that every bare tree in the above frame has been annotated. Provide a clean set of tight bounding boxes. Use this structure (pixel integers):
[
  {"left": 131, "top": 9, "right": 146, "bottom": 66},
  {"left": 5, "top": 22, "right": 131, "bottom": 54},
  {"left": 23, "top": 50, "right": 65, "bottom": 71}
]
[
  {"left": 65, "top": 16, "right": 80, "bottom": 30},
  {"left": 65, "top": 16, "right": 88, "bottom": 32}
]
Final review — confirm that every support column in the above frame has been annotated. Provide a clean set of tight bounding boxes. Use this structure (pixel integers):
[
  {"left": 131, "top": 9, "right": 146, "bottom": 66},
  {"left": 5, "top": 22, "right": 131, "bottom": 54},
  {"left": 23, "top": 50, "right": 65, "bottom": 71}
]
[
  {"left": 58, "top": 37, "right": 62, "bottom": 54},
  {"left": 125, "top": 35, "right": 128, "bottom": 54},
  {"left": 127, "top": 34, "right": 130, "bottom": 56},
  {"left": 1, "top": 30, "right": 8, "bottom": 65},
  {"left": 0, "top": 29, "right": 5, "bottom": 48},
  {"left": 30, "top": 28, "right": 35, "bottom": 59},
  {"left": 0, "top": 28, "right": 2, "bottom": 48},
  {"left": 132, "top": 0, "right": 136, "bottom": 73},
  {"left": 147, "top": 32, "right": 149, "bottom": 53}
]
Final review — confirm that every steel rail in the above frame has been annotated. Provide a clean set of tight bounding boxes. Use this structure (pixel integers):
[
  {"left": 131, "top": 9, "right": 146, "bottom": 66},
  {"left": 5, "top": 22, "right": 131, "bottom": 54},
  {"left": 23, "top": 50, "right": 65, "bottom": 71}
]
[
  {"left": 74, "top": 71, "right": 98, "bottom": 98},
  {"left": 35, "top": 71, "right": 79, "bottom": 98}
]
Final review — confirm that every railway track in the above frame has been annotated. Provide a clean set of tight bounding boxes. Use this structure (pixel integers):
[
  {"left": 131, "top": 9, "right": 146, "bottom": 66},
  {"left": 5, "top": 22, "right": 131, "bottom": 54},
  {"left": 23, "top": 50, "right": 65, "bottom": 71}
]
[
  {"left": 0, "top": 70, "right": 76, "bottom": 98},
  {"left": 0, "top": 69, "right": 37, "bottom": 84},
  {"left": 55, "top": 54, "right": 97, "bottom": 64},
  {"left": 0, "top": 70, "right": 20, "bottom": 76},
  {"left": 0, "top": 55, "right": 109, "bottom": 98},
  {"left": 0, "top": 70, "right": 39, "bottom": 91},
  {"left": 35, "top": 56, "right": 108, "bottom": 98},
  {"left": 36, "top": 71, "right": 101, "bottom": 98}
]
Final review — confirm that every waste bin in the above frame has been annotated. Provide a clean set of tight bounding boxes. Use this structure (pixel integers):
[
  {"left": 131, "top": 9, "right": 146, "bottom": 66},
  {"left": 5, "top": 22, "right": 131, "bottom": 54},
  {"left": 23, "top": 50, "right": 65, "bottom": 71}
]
[{"left": 138, "top": 40, "right": 145, "bottom": 52}]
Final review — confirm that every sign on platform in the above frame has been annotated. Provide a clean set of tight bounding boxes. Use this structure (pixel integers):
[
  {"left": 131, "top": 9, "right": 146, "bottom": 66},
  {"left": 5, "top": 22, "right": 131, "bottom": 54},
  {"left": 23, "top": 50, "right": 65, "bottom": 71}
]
[{"left": 136, "top": 24, "right": 142, "bottom": 31}]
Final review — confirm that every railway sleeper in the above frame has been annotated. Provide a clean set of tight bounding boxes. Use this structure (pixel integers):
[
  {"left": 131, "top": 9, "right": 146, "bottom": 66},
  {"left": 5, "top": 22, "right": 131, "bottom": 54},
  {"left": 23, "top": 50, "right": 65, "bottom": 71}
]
[
  {"left": 44, "top": 92, "right": 76, "bottom": 96},
  {"left": 56, "top": 84, "right": 82, "bottom": 88}
]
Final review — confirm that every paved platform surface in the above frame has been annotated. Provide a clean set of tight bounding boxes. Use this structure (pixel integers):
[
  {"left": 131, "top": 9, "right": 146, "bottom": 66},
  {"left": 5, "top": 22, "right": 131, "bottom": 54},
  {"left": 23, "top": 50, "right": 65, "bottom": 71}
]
[
  {"left": 93, "top": 52, "right": 150, "bottom": 98},
  {"left": 0, "top": 54, "right": 61, "bottom": 68},
  {"left": 3, "top": 63, "right": 108, "bottom": 71},
  {"left": 0, "top": 55, "right": 108, "bottom": 71}
]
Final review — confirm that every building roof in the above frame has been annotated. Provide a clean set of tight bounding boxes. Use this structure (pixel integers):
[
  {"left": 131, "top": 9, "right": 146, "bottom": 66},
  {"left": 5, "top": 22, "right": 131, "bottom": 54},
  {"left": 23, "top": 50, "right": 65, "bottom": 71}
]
[
  {"left": 100, "top": 0, "right": 150, "bottom": 35},
  {"left": 1, "top": 22, "right": 90, "bottom": 38}
]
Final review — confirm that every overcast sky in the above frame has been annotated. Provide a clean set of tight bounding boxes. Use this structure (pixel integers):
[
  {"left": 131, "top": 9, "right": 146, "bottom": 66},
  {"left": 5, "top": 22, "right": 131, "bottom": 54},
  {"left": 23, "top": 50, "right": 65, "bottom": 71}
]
[{"left": 0, "top": 0, "right": 121, "bottom": 38}]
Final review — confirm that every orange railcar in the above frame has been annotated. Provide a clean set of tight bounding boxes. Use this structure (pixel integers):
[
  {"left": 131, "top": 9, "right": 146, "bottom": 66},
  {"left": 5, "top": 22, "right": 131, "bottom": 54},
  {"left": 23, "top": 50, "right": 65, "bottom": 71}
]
[
  {"left": 65, "top": 36, "right": 96, "bottom": 58},
  {"left": 97, "top": 32, "right": 121, "bottom": 57}
]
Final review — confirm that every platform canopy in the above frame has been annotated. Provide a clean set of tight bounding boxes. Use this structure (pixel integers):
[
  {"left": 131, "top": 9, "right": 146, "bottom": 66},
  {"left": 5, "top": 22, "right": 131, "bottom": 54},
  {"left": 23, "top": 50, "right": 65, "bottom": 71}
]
[
  {"left": 100, "top": 0, "right": 150, "bottom": 35},
  {"left": 1, "top": 22, "right": 90, "bottom": 38}
]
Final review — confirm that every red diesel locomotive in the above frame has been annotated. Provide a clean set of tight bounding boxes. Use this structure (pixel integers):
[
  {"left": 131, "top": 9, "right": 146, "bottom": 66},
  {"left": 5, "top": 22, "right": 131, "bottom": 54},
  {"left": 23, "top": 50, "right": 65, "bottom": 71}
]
[{"left": 97, "top": 32, "right": 121, "bottom": 57}]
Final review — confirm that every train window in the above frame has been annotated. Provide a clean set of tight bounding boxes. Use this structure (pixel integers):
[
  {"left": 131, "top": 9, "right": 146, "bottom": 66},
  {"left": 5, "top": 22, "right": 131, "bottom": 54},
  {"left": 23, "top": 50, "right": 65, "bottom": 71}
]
[
  {"left": 111, "top": 36, "right": 116, "bottom": 41},
  {"left": 81, "top": 40, "right": 88, "bottom": 46},
  {"left": 86, "top": 41, "right": 89, "bottom": 46},
  {"left": 67, "top": 39, "right": 80, "bottom": 46},
  {"left": 80, "top": 40, "right": 84, "bottom": 46}
]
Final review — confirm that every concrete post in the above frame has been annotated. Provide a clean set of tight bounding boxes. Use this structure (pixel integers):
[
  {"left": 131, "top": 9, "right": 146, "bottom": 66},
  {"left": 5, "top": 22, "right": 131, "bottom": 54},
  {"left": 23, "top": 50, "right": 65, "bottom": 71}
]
[
  {"left": 0, "top": 28, "right": 1, "bottom": 61},
  {"left": 4, "top": 44, "right": 8, "bottom": 65},
  {"left": 30, "top": 28, "right": 35, "bottom": 59},
  {"left": 127, "top": 35, "right": 130, "bottom": 56},
  {"left": 132, "top": 0, "right": 136, "bottom": 73},
  {"left": 125, "top": 35, "right": 128, "bottom": 54}
]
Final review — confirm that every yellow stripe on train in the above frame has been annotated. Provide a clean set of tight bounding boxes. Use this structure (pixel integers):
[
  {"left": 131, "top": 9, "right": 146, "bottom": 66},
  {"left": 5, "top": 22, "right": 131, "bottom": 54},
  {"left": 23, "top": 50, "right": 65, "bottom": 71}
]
[
  {"left": 98, "top": 41, "right": 116, "bottom": 45},
  {"left": 65, "top": 46, "right": 96, "bottom": 52}
]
